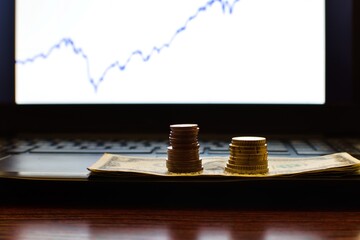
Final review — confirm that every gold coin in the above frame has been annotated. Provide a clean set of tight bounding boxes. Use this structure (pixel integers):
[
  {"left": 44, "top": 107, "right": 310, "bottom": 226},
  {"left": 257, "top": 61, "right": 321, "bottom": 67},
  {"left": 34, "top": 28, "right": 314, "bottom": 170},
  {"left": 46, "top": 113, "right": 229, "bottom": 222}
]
[
  {"left": 229, "top": 148, "right": 267, "bottom": 155},
  {"left": 168, "top": 157, "right": 200, "bottom": 162},
  {"left": 167, "top": 148, "right": 200, "bottom": 154},
  {"left": 227, "top": 158, "right": 267, "bottom": 165},
  {"left": 225, "top": 166, "right": 268, "bottom": 174},
  {"left": 167, "top": 165, "right": 203, "bottom": 173},
  {"left": 229, "top": 159, "right": 267, "bottom": 165},
  {"left": 229, "top": 153, "right": 267, "bottom": 161},
  {"left": 229, "top": 143, "right": 267, "bottom": 150},
  {"left": 168, "top": 164, "right": 202, "bottom": 169},
  {"left": 170, "top": 128, "right": 199, "bottom": 133},
  {"left": 229, "top": 152, "right": 268, "bottom": 157},
  {"left": 167, "top": 168, "right": 203, "bottom": 173},
  {"left": 167, "top": 150, "right": 199, "bottom": 155},
  {"left": 166, "top": 163, "right": 203, "bottom": 169},
  {"left": 231, "top": 136, "right": 266, "bottom": 146},
  {"left": 167, "top": 143, "right": 200, "bottom": 152},
  {"left": 167, "top": 152, "right": 199, "bottom": 159},
  {"left": 171, "top": 143, "right": 200, "bottom": 150},
  {"left": 169, "top": 136, "right": 198, "bottom": 142},
  {"left": 226, "top": 162, "right": 268, "bottom": 170},
  {"left": 168, "top": 152, "right": 199, "bottom": 160},
  {"left": 170, "top": 123, "right": 198, "bottom": 128},
  {"left": 167, "top": 147, "right": 199, "bottom": 154},
  {"left": 170, "top": 124, "right": 199, "bottom": 131},
  {"left": 166, "top": 159, "right": 202, "bottom": 165}
]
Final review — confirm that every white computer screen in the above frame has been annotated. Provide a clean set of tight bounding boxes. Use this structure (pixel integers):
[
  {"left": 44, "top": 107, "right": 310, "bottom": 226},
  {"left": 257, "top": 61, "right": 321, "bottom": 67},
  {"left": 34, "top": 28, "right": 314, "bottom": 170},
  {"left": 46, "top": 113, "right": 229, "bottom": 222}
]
[{"left": 15, "top": 0, "right": 325, "bottom": 104}]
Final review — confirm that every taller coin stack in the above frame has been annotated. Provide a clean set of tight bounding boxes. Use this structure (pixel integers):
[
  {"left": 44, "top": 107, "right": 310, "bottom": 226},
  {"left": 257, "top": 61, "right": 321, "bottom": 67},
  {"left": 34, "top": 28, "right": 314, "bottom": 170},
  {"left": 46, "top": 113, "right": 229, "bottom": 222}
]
[
  {"left": 225, "top": 136, "right": 269, "bottom": 174},
  {"left": 166, "top": 124, "right": 203, "bottom": 173}
]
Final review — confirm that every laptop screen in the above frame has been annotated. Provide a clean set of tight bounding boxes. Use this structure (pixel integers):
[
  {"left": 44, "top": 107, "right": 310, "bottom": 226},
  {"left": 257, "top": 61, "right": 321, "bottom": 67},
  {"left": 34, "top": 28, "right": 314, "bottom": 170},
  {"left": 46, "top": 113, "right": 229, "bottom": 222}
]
[
  {"left": 0, "top": 0, "right": 357, "bottom": 135},
  {"left": 14, "top": 0, "right": 325, "bottom": 105}
]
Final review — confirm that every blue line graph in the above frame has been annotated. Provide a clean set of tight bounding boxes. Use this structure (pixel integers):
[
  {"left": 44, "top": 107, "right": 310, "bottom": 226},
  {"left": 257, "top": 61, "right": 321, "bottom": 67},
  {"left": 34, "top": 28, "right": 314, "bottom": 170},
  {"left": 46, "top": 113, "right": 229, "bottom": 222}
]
[{"left": 16, "top": 0, "right": 240, "bottom": 92}]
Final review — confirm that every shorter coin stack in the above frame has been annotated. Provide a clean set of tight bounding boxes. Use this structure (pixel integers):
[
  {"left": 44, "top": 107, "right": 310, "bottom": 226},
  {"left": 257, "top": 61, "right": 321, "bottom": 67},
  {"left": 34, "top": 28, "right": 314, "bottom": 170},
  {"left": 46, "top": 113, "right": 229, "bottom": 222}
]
[
  {"left": 166, "top": 124, "right": 203, "bottom": 173},
  {"left": 225, "top": 136, "right": 269, "bottom": 174}
]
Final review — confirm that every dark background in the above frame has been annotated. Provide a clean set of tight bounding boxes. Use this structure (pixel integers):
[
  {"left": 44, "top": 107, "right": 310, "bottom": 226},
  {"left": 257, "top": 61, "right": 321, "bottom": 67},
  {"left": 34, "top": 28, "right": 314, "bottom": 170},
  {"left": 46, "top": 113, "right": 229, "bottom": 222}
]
[{"left": 0, "top": 0, "right": 359, "bottom": 136}]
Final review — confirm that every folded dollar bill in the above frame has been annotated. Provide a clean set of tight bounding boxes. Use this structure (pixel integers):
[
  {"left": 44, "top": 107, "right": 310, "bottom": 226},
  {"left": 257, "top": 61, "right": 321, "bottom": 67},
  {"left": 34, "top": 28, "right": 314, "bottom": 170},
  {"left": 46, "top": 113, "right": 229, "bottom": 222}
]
[{"left": 88, "top": 152, "right": 360, "bottom": 178}]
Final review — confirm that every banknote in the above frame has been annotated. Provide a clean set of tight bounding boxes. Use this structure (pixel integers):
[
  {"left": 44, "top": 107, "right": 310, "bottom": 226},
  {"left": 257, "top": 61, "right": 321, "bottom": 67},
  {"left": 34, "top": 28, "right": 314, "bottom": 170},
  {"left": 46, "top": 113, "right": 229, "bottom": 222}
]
[{"left": 88, "top": 152, "right": 360, "bottom": 178}]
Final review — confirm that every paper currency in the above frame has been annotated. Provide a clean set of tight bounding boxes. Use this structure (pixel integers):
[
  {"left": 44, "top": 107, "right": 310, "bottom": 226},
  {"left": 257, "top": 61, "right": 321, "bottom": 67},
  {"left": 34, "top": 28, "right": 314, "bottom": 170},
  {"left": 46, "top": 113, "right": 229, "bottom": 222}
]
[{"left": 88, "top": 152, "right": 360, "bottom": 178}]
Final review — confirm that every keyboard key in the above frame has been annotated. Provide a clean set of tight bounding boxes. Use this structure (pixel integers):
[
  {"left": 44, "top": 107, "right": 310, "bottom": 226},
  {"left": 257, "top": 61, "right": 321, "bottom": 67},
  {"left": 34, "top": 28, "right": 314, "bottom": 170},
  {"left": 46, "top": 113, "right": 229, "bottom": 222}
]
[
  {"left": 267, "top": 140, "right": 288, "bottom": 152},
  {"left": 290, "top": 139, "right": 335, "bottom": 155},
  {"left": 308, "top": 139, "right": 334, "bottom": 152},
  {"left": 7, "top": 146, "right": 35, "bottom": 153}
]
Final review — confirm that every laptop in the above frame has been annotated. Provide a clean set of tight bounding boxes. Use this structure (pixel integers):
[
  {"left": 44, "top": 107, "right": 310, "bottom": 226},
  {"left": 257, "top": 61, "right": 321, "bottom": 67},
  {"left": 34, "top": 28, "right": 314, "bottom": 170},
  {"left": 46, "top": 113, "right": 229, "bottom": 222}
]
[{"left": 0, "top": 0, "right": 359, "bottom": 183}]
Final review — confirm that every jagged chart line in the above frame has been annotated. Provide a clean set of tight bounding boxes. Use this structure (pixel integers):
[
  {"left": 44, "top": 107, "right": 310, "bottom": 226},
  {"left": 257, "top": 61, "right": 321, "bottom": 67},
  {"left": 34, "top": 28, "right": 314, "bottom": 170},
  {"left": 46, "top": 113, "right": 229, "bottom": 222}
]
[{"left": 16, "top": 0, "right": 240, "bottom": 92}]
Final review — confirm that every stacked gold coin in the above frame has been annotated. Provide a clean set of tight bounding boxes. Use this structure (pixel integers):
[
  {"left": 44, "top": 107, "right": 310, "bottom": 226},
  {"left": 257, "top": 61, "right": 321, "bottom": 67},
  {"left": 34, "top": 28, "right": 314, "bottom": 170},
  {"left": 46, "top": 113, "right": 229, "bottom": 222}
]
[
  {"left": 166, "top": 124, "right": 203, "bottom": 173},
  {"left": 225, "top": 136, "right": 269, "bottom": 174}
]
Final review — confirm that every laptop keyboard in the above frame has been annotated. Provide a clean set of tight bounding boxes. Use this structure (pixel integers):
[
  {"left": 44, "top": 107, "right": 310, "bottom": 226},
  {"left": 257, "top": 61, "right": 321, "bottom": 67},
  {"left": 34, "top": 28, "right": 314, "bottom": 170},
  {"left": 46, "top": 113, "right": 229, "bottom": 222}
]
[{"left": 1, "top": 137, "right": 360, "bottom": 157}]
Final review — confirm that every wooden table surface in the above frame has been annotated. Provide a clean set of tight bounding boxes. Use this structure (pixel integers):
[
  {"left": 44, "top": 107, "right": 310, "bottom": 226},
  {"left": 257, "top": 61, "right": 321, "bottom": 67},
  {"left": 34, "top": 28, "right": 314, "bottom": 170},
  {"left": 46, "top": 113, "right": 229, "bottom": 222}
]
[
  {"left": 2, "top": 177, "right": 360, "bottom": 239},
  {"left": 1, "top": 204, "right": 360, "bottom": 240}
]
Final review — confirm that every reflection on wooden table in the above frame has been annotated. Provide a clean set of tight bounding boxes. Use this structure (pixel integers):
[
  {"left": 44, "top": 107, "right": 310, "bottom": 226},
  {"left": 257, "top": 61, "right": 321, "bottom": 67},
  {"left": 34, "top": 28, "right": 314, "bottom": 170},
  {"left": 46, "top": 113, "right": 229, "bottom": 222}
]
[{"left": 1, "top": 206, "right": 360, "bottom": 239}]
